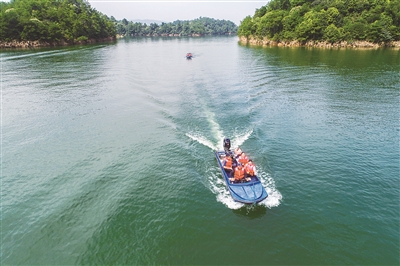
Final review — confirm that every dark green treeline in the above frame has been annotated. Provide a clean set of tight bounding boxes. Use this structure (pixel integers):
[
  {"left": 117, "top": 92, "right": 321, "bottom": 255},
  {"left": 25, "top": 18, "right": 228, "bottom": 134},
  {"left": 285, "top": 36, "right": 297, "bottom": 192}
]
[
  {"left": 0, "top": 0, "right": 237, "bottom": 43},
  {"left": 113, "top": 17, "right": 238, "bottom": 36},
  {"left": 238, "top": 0, "right": 400, "bottom": 43},
  {"left": 0, "top": 0, "right": 116, "bottom": 42}
]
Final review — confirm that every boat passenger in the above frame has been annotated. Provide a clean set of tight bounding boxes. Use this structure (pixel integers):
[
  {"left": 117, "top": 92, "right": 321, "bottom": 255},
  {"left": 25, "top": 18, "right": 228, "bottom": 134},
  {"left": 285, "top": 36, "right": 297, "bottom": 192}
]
[
  {"left": 230, "top": 164, "right": 251, "bottom": 183},
  {"left": 232, "top": 156, "right": 238, "bottom": 168},
  {"left": 234, "top": 147, "right": 242, "bottom": 157},
  {"left": 238, "top": 152, "right": 249, "bottom": 166},
  {"left": 225, "top": 150, "right": 234, "bottom": 157},
  {"left": 223, "top": 155, "right": 233, "bottom": 176},
  {"left": 244, "top": 160, "right": 257, "bottom": 178}
]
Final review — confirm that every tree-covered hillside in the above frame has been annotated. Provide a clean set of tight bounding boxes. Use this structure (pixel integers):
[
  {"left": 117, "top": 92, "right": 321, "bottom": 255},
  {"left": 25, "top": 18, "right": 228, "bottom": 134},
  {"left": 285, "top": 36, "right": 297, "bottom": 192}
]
[
  {"left": 114, "top": 17, "right": 238, "bottom": 36},
  {"left": 0, "top": 0, "right": 116, "bottom": 43},
  {"left": 238, "top": 0, "right": 400, "bottom": 44}
]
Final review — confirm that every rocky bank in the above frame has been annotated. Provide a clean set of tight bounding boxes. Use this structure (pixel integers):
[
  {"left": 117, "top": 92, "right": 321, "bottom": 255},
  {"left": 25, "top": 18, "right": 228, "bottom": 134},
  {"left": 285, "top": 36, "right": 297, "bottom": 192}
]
[
  {"left": 0, "top": 37, "right": 116, "bottom": 49},
  {"left": 239, "top": 36, "right": 400, "bottom": 49}
]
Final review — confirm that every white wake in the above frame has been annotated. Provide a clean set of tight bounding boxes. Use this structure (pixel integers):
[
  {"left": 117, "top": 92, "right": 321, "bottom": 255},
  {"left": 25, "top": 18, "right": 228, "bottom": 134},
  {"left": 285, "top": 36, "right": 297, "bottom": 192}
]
[
  {"left": 186, "top": 132, "right": 218, "bottom": 150},
  {"left": 231, "top": 128, "right": 254, "bottom": 148}
]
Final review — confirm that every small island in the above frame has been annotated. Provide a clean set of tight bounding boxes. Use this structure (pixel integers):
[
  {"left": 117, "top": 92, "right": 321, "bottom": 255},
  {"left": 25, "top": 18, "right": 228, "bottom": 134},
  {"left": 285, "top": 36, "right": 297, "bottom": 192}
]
[
  {"left": 237, "top": 0, "right": 400, "bottom": 48},
  {"left": 113, "top": 17, "right": 237, "bottom": 37}
]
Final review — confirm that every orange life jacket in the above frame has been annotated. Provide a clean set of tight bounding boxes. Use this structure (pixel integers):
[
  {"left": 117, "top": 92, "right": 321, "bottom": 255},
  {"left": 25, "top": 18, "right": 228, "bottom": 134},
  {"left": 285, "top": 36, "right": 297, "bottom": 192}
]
[
  {"left": 234, "top": 167, "right": 245, "bottom": 180},
  {"left": 238, "top": 154, "right": 249, "bottom": 165},
  {"left": 224, "top": 157, "right": 232, "bottom": 169},
  {"left": 245, "top": 164, "right": 255, "bottom": 176}
]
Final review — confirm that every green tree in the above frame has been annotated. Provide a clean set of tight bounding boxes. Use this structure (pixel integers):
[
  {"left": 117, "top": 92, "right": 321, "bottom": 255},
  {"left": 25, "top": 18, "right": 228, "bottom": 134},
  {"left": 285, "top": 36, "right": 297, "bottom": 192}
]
[
  {"left": 1, "top": 6, "right": 23, "bottom": 41},
  {"left": 282, "top": 5, "right": 307, "bottom": 39},
  {"left": 295, "top": 10, "right": 326, "bottom": 41},
  {"left": 256, "top": 10, "right": 287, "bottom": 40},
  {"left": 367, "top": 13, "right": 394, "bottom": 43},
  {"left": 343, "top": 16, "right": 368, "bottom": 40},
  {"left": 190, "top": 20, "right": 205, "bottom": 34},
  {"left": 238, "top": 16, "right": 255, "bottom": 37},
  {"left": 323, "top": 23, "right": 344, "bottom": 43},
  {"left": 254, "top": 6, "right": 267, "bottom": 18}
]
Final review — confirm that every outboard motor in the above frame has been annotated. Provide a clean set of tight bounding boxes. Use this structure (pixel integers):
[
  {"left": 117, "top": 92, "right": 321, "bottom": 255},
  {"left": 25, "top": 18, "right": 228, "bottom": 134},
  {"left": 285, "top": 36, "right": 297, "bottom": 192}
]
[{"left": 223, "top": 138, "right": 231, "bottom": 153}]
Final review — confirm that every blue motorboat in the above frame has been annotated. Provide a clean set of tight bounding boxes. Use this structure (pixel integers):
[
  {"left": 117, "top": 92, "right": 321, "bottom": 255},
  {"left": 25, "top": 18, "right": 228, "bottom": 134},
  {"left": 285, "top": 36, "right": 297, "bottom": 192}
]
[{"left": 214, "top": 138, "right": 268, "bottom": 204}]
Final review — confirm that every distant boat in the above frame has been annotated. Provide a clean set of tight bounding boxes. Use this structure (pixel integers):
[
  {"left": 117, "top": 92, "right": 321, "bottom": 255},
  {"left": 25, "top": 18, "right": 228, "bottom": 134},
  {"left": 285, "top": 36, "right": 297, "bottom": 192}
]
[{"left": 186, "top": 53, "right": 193, "bottom": 59}]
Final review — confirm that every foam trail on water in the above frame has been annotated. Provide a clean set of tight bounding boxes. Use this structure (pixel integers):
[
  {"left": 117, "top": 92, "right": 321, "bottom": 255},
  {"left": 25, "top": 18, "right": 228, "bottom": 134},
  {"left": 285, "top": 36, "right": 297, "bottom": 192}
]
[
  {"left": 231, "top": 128, "right": 253, "bottom": 148},
  {"left": 208, "top": 171, "right": 244, "bottom": 209},
  {"left": 186, "top": 133, "right": 218, "bottom": 150},
  {"left": 204, "top": 109, "right": 224, "bottom": 145},
  {"left": 184, "top": 107, "right": 222, "bottom": 151},
  {"left": 257, "top": 169, "right": 282, "bottom": 208}
]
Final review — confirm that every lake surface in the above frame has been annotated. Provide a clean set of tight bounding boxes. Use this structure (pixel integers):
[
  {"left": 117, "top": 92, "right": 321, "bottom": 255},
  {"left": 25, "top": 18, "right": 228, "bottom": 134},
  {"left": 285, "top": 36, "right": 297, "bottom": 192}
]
[{"left": 2, "top": 36, "right": 399, "bottom": 265}]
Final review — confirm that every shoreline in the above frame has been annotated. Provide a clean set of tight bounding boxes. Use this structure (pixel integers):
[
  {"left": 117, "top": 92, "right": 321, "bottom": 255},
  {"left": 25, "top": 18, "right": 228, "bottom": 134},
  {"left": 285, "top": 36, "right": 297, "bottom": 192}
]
[
  {"left": 2, "top": 35, "right": 399, "bottom": 49},
  {"left": 116, "top": 33, "right": 236, "bottom": 38},
  {"left": 0, "top": 36, "right": 116, "bottom": 49},
  {"left": 239, "top": 36, "right": 400, "bottom": 49},
  {"left": 0, "top": 33, "right": 234, "bottom": 49}
]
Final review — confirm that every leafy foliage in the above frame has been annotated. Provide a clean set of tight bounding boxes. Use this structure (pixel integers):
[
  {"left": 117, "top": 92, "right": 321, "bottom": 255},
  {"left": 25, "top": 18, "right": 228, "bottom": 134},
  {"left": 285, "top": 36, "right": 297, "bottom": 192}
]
[
  {"left": 238, "top": 0, "right": 400, "bottom": 43},
  {"left": 0, "top": 0, "right": 116, "bottom": 42},
  {"left": 114, "top": 17, "right": 237, "bottom": 36}
]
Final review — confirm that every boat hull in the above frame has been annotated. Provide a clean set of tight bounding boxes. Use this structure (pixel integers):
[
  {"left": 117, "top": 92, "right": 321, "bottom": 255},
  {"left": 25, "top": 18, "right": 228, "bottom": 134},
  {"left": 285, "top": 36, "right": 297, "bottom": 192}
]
[{"left": 214, "top": 150, "right": 268, "bottom": 204}]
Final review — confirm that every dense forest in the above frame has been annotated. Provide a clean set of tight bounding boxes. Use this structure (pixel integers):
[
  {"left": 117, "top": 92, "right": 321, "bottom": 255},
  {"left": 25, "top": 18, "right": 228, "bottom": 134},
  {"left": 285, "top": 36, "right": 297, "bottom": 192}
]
[
  {"left": 0, "top": 0, "right": 116, "bottom": 42},
  {"left": 238, "top": 0, "right": 400, "bottom": 44},
  {"left": 0, "top": 0, "right": 237, "bottom": 45},
  {"left": 113, "top": 17, "right": 237, "bottom": 36},
  {"left": 3, "top": 0, "right": 398, "bottom": 47}
]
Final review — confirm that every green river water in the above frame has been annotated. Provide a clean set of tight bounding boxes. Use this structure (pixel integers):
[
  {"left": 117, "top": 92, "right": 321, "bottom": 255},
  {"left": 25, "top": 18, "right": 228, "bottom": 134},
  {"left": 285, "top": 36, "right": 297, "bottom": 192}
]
[{"left": 2, "top": 36, "right": 399, "bottom": 265}]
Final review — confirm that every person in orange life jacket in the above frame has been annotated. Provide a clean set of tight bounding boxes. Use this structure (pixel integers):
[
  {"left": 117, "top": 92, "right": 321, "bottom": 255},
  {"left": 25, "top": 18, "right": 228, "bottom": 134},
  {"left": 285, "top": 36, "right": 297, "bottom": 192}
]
[
  {"left": 238, "top": 152, "right": 249, "bottom": 166},
  {"left": 223, "top": 155, "right": 233, "bottom": 177},
  {"left": 244, "top": 160, "right": 257, "bottom": 178},
  {"left": 223, "top": 155, "right": 233, "bottom": 170},
  {"left": 229, "top": 163, "right": 251, "bottom": 183}
]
